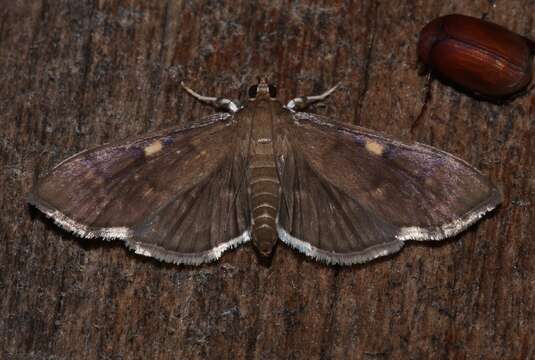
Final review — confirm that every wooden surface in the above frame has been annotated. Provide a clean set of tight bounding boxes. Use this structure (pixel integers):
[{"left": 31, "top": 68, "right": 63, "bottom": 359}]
[{"left": 1, "top": 1, "right": 534, "bottom": 359}]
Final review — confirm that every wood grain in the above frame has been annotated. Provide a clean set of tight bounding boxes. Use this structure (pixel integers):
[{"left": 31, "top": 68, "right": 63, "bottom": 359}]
[{"left": 1, "top": 1, "right": 534, "bottom": 359}]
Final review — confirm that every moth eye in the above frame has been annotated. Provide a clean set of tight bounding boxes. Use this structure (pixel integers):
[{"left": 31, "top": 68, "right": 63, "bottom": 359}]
[
  {"left": 248, "top": 85, "right": 258, "bottom": 98},
  {"left": 268, "top": 84, "right": 277, "bottom": 98}
]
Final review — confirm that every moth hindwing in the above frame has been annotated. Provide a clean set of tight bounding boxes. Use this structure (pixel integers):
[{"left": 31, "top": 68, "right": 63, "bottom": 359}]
[{"left": 29, "top": 80, "right": 501, "bottom": 265}]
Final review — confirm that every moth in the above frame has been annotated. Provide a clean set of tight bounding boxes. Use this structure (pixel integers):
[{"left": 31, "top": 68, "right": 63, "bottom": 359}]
[{"left": 29, "top": 79, "right": 501, "bottom": 265}]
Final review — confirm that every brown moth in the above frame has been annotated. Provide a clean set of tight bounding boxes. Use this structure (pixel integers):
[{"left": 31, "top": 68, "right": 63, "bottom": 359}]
[{"left": 28, "top": 79, "right": 501, "bottom": 265}]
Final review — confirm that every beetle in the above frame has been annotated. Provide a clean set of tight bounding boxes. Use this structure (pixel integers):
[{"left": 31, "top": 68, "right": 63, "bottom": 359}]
[{"left": 418, "top": 14, "right": 535, "bottom": 99}]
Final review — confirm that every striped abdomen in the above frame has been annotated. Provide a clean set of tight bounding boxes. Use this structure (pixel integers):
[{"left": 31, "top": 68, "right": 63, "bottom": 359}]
[{"left": 249, "top": 151, "right": 280, "bottom": 256}]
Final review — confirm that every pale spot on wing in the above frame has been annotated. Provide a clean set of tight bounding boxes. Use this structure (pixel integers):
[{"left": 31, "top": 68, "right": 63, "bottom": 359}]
[
  {"left": 84, "top": 169, "right": 104, "bottom": 185},
  {"left": 144, "top": 141, "right": 163, "bottom": 157},
  {"left": 371, "top": 187, "right": 385, "bottom": 199},
  {"left": 143, "top": 187, "right": 153, "bottom": 196},
  {"left": 365, "top": 140, "right": 385, "bottom": 156},
  {"left": 194, "top": 150, "right": 207, "bottom": 160}
]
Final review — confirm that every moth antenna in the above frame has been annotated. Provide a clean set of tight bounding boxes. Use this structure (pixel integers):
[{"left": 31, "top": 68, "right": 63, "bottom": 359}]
[
  {"left": 181, "top": 81, "right": 240, "bottom": 113},
  {"left": 285, "top": 82, "right": 342, "bottom": 111}
]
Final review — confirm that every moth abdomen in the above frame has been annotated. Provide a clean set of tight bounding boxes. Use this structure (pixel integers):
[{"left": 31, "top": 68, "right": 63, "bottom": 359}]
[{"left": 248, "top": 152, "right": 280, "bottom": 257}]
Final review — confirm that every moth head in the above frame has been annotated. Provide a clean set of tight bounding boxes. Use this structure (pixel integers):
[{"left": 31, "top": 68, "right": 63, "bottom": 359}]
[{"left": 248, "top": 77, "right": 277, "bottom": 100}]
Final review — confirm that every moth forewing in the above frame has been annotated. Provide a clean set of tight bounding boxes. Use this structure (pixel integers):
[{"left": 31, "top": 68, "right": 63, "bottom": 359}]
[
  {"left": 274, "top": 111, "right": 501, "bottom": 264},
  {"left": 29, "top": 112, "right": 253, "bottom": 265}
]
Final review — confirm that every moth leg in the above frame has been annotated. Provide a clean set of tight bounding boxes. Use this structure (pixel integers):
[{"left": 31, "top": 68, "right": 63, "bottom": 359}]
[
  {"left": 181, "top": 82, "right": 241, "bottom": 113},
  {"left": 285, "top": 83, "right": 341, "bottom": 112}
]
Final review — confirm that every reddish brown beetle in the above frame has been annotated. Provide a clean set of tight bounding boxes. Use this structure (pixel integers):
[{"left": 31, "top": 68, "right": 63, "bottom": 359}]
[{"left": 418, "top": 14, "right": 535, "bottom": 99}]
